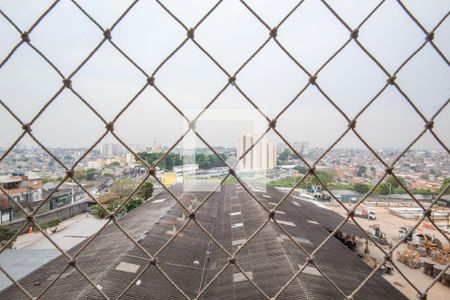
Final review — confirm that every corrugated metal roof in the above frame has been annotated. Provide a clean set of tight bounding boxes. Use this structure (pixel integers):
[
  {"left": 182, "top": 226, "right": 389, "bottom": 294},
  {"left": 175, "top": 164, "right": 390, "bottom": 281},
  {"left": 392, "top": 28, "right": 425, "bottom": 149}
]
[{"left": 0, "top": 184, "right": 406, "bottom": 299}]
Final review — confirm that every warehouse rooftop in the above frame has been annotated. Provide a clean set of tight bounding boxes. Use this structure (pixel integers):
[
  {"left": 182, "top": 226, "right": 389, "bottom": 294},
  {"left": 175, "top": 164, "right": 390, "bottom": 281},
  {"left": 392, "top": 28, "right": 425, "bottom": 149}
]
[{"left": 0, "top": 183, "right": 406, "bottom": 299}]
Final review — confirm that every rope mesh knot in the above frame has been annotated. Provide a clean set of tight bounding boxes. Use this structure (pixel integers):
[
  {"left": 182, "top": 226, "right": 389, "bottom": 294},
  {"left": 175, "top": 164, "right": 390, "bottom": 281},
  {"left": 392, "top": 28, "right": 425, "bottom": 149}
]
[
  {"left": 66, "top": 170, "right": 74, "bottom": 178},
  {"left": 22, "top": 123, "right": 32, "bottom": 133},
  {"left": 187, "top": 28, "right": 195, "bottom": 39},
  {"left": 103, "top": 29, "right": 112, "bottom": 40},
  {"left": 21, "top": 31, "right": 30, "bottom": 42},
  {"left": 63, "top": 78, "right": 72, "bottom": 88},
  {"left": 387, "top": 76, "right": 396, "bottom": 85},
  {"left": 269, "top": 119, "right": 277, "bottom": 128},
  {"left": 106, "top": 122, "right": 114, "bottom": 132},
  {"left": 147, "top": 76, "right": 155, "bottom": 86},
  {"left": 270, "top": 27, "right": 278, "bottom": 38}
]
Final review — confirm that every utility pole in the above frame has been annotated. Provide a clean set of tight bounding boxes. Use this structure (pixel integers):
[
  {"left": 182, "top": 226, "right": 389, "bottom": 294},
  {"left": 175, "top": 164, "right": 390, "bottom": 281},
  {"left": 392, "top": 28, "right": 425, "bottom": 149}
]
[{"left": 388, "top": 182, "right": 391, "bottom": 207}]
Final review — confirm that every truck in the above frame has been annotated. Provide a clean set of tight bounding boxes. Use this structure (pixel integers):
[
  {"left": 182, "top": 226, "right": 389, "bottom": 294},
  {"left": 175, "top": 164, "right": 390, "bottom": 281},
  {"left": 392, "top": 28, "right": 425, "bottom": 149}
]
[{"left": 354, "top": 206, "right": 376, "bottom": 220}]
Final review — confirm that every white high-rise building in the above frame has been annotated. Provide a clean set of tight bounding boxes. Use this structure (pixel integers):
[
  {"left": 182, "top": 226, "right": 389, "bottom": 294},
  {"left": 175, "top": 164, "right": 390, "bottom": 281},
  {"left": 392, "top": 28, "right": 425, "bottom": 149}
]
[
  {"left": 101, "top": 143, "right": 120, "bottom": 157},
  {"left": 237, "top": 135, "right": 276, "bottom": 171},
  {"left": 276, "top": 143, "right": 287, "bottom": 153},
  {"left": 293, "top": 141, "right": 309, "bottom": 155}
]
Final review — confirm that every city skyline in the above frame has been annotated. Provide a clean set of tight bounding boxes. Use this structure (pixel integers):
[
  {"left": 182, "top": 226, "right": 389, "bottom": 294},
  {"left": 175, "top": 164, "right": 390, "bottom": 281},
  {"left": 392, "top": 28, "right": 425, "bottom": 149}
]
[{"left": 0, "top": 1, "right": 449, "bottom": 150}]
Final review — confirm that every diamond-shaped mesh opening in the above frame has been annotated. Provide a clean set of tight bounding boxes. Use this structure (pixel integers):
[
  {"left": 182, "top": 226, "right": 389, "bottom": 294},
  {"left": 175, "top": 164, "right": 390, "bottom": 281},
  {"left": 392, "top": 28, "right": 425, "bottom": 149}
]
[
  {"left": 317, "top": 41, "right": 387, "bottom": 117},
  {"left": 358, "top": 0, "right": 426, "bottom": 73},
  {"left": 155, "top": 42, "right": 228, "bottom": 110},
  {"left": 31, "top": 89, "right": 106, "bottom": 165},
  {"left": 276, "top": 86, "right": 349, "bottom": 166},
  {"left": 277, "top": 0, "right": 350, "bottom": 72},
  {"left": 0, "top": 45, "right": 62, "bottom": 122},
  {"left": 111, "top": 0, "right": 186, "bottom": 74},
  {"left": 237, "top": 41, "right": 310, "bottom": 118},
  {"left": 0, "top": 1, "right": 449, "bottom": 299},
  {"left": 395, "top": 44, "right": 450, "bottom": 119},
  {"left": 28, "top": 0, "right": 101, "bottom": 75},
  {"left": 71, "top": 42, "right": 146, "bottom": 121},
  {"left": 357, "top": 86, "right": 425, "bottom": 161},
  {"left": 194, "top": 0, "right": 269, "bottom": 72}
]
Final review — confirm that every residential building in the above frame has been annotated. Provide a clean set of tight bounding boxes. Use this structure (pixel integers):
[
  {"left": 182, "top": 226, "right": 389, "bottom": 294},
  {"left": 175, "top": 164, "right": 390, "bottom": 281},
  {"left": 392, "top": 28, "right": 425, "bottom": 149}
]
[
  {"left": 100, "top": 143, "right": 121, "bottom": 157},
  {"left": 0, "top": 174, "right": 43, "bottom": 224},
  {"left": 293, "top": 141, "right": 309, "bottom": 155},
  {"left": 42, "top": 182, "right": 86, "bottom": 210},
  {"left": 237, "top": 135, "right": 276, "bottom": 171}
]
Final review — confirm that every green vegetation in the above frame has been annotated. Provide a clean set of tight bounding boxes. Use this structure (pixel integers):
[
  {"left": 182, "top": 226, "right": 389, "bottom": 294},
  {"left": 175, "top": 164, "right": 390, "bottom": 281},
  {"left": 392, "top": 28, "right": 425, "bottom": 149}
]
[
  {"left": 106, "top": 161, "right": 120, "bottom": 168},
  {"left": 90, "top": 203, "right": 113, "bottom": 219},
  {"left": 268, "top": 174, "right": 437, "bottom": 196},
  {"left": 375, "top": 176, "right": 407, "bottom": 195},
  {"left": 86, "top": 168, "right": 98, "bottom": 180},
  {"left": 329, "top": 182, "right": 354, "bottom": 190},
  {"left": 42, "top": 177, "right": 54, "bottom": 184},
  {"left": 138, "top": 152, "right": 227, "bottom": 170},
  {"left": 294, "top": 165, "right": 308, "bottom": 174},
  {"left": 136, "top": 181, "right": 154, "bottom": 200},
  {"left": 277, "top": 149, "right": 297, "bottom": 165},
  {"left": 40, "top": 218, "right": 62, "bottom": 233},
  {"left": 267, "top": 176, "right": 299, "bottom": 188},
  {"left": 40, "top": 219, "right": 61, "bottom": 229},
  {"left": 89, "top": 179, "right": 154, "bottom": 219},
  {"left": 269, "top": 169, "right": 335, "bottom": 189},
  {"left": 438, "top": 178, "right": 450, "bottom": 194},
  {"left": 353, "top": 183, "right": 371, "bottom": 194},
  {"left": 0, "top": 225, "right": 17, "bottom": 248},
  {"left": 356, "top": 165, "right": 367, "bottom": 177},
  {"left": 124, "top": 198, "right": 144, "bottom": 212}
]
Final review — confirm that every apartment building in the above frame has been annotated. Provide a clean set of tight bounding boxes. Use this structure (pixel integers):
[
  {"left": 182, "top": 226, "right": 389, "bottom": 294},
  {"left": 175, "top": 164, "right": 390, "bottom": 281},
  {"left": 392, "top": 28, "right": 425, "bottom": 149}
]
[
  {"left": 0, "top": 173, "right": 43, "bottom": 224},
  {"left": 237, "top": 134, "right": 277, "bottom": 171}
]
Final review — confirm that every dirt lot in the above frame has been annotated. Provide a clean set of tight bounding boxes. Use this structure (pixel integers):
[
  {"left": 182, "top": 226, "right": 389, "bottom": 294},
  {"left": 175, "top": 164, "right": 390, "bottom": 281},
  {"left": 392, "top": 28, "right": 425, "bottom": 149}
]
[{"left": 329, "top": 204, "right": 450, "bottom": 300}]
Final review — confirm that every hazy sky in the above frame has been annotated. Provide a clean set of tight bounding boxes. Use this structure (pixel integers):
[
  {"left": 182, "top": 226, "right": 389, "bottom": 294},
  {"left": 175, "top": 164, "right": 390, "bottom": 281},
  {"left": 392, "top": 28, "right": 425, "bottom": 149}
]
[{"left": 0, "top": 0, "right": 449, "bottom": 151}]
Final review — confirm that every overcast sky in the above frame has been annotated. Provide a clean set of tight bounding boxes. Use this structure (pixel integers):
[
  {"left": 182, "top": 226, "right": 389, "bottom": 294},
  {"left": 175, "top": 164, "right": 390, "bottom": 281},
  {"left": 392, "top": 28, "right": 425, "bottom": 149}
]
[{"left": 0, "top": 0, "right": 449, "bottom": 151}]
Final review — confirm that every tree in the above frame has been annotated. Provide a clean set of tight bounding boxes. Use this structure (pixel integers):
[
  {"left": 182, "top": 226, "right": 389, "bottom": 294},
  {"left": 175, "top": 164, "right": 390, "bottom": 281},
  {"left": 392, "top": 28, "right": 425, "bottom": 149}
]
[
  {"left": 278, "top": 149, "right": 292, "bottom": 161},
  {"left": 376, "top": 183, "right": 391, "bottom": 195},
  {"left": 294, "top": 165, "right": 308, "bottom": 174},
  {"left": 90, "top": 203, "right": 110, "bottom": 219},
  {"left": 438, "top": 178, "right": 450, "bottom": 195},
  {"left": 384, "top": 175, "right": 407, "bottom": 192},
  {"left": 106, "top": 161, "right": 120, "bottom": 168},
  {"left": 353, "top": 183, "right": 371, "bottom": 194},
  {"left": 164, "top": 154, "right": 174, "bottom": 170},
  {"left": 74, "top": 169, "right": 87, "bottom": 180},
  {"left": 298, "top": 169, "right": 335, "bottom": 189},
  {"left": 42, "top": 177, "right": 54, "bottom": 184},
  {"left": 125, "top": 198, "right": 144, "bottom": 212},
  {"left": 0, "top": 225, "right": 17, "bottom": 248},
  {"left": 136, "top": 181, "right": 154, "bottom": 200},
  {"left": 356, "top": 165, "right": 367, "bottom": 177},
  {"left": 110, "top": 179, "right": 136, "bottom": 200},
  {"left": 86, "top": 168, "right": 98, "bottom": 181}
]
